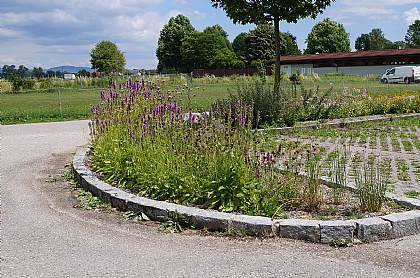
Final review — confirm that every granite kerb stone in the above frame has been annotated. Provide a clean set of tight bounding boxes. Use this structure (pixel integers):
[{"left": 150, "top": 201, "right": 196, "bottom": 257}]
[
  {"left": 319, "top": 220, "right": 354, "bottom": 244},
  {"left": 354, "top": 217, "right": 392, "bottom": 242},
  {"left": 276, "top": 219, "right": 320, "bottom": 242},
  {"left": 380, "top": 210, "right": 420, "bottom": 238},
  {"left": 72, "top": 147, "right": 420, "bottom": 243}
]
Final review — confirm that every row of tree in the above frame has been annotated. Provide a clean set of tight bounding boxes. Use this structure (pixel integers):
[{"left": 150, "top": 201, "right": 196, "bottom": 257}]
[
  {"left": 156, "top": 14, "right": 420, "bottom": 74},
  {"left": 1, "top": 64, "right": 97, "bottom": 80},
  {"left": 156, "top": 15, "right": 301, "bottom": 73},
  {"left": 1, "top": 65, "right": 50, "bottom": 79}
]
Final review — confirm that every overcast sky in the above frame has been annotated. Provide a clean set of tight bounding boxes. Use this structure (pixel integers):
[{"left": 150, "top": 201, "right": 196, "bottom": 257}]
[{"left": 1, "top": 0, "right": 420, "bottom": 70}]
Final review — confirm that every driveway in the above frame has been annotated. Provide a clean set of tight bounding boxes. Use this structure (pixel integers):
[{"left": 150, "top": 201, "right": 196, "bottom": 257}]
[{"left": 1, "top": 121, "right": 419, "bottom": 277}]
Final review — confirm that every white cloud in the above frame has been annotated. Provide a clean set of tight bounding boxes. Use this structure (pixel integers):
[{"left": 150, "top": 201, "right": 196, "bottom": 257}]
[{"left": 403, "top": 8, "right": 420, "bottom": 24}]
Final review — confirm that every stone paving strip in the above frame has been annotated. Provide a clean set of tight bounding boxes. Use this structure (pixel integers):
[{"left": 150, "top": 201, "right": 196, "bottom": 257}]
[{"left": 73, "top": 146, "right": 420, "bottom": 244}]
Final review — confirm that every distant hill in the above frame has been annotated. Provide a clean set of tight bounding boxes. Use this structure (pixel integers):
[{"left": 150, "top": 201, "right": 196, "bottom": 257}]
[{"left": 48, "top": 66, "right": 96, "bottom": 73}]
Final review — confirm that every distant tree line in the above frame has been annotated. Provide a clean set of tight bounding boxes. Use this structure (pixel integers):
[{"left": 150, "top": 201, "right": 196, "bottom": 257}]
[{"left": 1, "top": 65, "right": 95, "bottom": 80}]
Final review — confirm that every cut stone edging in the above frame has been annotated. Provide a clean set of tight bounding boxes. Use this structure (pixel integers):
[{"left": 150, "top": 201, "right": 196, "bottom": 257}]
[{"left": 73, "top": 147, "right": 420, "bottom": 244}]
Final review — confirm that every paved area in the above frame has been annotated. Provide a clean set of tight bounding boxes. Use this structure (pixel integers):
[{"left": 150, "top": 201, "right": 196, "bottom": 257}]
[{"left": 2, "top": 120, "right": 420, "bottom": 277}]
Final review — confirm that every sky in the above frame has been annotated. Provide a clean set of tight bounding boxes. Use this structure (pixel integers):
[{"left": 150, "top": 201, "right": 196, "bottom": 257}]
[{"left": 1, "top": 0, "right": 420, "bottom": 70}]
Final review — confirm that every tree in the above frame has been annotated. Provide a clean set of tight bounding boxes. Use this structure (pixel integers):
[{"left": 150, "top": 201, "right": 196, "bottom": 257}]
[
  {"left": 90, "top": 41, "right": 126, "bottom": 74},
  {"left": 369, "top": 28, "right": 392, "bottom": 50},
  {"left": 405, "top": 20, "right": 420, "bottom": 48},
  {"left": 281, "top": 32, "right": 301, "bottom": 56},
  {"left": 355, "top": 33, "right": 371, "bottom": 51},
  {"left": 356, "top": 29, "right": 395, "bottom": 51},
  {"left": 305, "top": 18, "right": 350, "bottom": 54},
  {"left": 180, "top": 31, "right": 239, "bottom": 71},
  {"left": 17, "top": 65, "right": 29, "bottom": 78},
  {"left": 210, "top": 48, "right": 242, "bottom": 69},
  {"left": 203, "top": 24, "right": 232, "bottom": 50},
  {"left": 46, "top": 70, "right": 55, "bottom": 77},
  {"left": 77, "top": 69, "right": 90, "bottom": 77},
  {"left": 232, "top": 32, "right": 247, "bottom": 63},
  {"left": 245, "top": 24, "right": 276, "bottom": 66},
  {"left": 2, "top": 65, "right": 17, "bottom": 79},
  {"left": 156, "top": 14, "right": 196, "bottom": 72},
  {"left": 211, "top": 0, "right": 335, "bottom": 91},
  {"left": 390, "top": 41, "right": 406, "bottom": 49},
  {"left": 32, "top": 67, "right": 46, "bottom": 78}
]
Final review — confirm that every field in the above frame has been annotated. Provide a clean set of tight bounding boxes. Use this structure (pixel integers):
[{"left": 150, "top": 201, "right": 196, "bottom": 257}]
[{"left": 2, "top": 74, "right": 420, "bottom": 125}]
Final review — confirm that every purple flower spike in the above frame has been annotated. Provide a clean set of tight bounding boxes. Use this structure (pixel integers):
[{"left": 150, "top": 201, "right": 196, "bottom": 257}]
[
  {"left": 100, "top": 90, "right": 106, "bottom": 101},
  {"left": 238, "top": 113, "right": 245, "bottom": 128}
]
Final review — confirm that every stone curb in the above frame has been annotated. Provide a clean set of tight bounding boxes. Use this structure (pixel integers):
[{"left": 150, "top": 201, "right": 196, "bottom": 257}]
[{"left": 73, "top": 147, "right": 420, "bottom": 244}]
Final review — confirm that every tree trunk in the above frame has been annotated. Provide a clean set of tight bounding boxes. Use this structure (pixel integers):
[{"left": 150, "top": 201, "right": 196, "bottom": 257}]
[{"left": 274, "top": 14, "right": 281, "bottom": 93}]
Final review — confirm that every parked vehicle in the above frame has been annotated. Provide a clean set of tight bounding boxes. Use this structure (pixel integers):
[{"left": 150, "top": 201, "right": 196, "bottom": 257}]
[
  {"left": 64, "top": 73, "right": 76, "bottom": 80},
  {"left": 381, "top": 66, "right": 420, "bottom": 84}
]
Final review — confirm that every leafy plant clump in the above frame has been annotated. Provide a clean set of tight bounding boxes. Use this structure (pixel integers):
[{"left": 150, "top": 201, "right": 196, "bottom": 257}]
[{"left": 75, "top": 189, "right": 111, "bottom": 210}]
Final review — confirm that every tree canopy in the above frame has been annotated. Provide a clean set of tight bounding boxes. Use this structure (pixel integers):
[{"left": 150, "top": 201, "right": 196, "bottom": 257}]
[
  {"left": 180, "top": 29, "right": 240, "bottom": 71},
  {"left": 355, "top": 34, "right": 371, "bottom": 51},
  {"left": 244, "top": 24, "right": 276, "bottom": 66},
  {"left": 211, "top": 0, "right": 335, "bottom": 90},
  {"left": 156, "top": 14, "right": 196, "bottom": 72},
  {"left": 90, "top": 41, "right": 126, "bottom": 74},
  {"left": 232, "top": 32, "right": 247, "bottom": 62},
  {"left": 305, "top": 18, "right": 350, "bottom": 54},
  {"left": 405, "top": 20, "right": 420, "bottom": 48}
]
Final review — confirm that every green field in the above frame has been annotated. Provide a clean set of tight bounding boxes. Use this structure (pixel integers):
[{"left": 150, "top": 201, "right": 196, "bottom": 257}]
[{"left": 2, "top": 74, "right": 420, "bottom": 125}]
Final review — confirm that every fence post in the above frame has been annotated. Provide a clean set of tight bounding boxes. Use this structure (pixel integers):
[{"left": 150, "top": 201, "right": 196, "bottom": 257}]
[{"left": 58, "top": 86, "right": 62, "bottom": 117}]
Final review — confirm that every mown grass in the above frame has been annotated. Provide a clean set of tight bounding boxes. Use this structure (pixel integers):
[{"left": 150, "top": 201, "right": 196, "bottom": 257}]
[{"left": 2, "top": 74, "right": 420, "bottom": 125}]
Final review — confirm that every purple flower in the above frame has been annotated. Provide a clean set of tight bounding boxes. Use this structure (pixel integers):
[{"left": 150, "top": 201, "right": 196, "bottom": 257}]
[
  {"left": 238, "top": 113, "right": 245, "bottom": 128},
  {"left": 100, "top": 90, "right": 106, "bottom": 101}
]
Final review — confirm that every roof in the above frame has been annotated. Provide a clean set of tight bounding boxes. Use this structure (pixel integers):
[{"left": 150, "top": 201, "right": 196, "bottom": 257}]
[{"left": 279, "top": 48, "right": 420, "bottom": 67}]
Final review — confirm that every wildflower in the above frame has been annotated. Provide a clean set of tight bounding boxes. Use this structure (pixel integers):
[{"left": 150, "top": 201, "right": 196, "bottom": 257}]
[
  {"left": 238, "top": 113, "right": 245, "bottom": 128},
  {"left": 100, "top": 90, "right": 106, "bottom": 101}
]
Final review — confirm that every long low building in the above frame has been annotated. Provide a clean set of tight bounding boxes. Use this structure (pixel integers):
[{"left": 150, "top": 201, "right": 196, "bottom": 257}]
[{"left": 279, "top": 48, "right": 420, "bottom": 76}]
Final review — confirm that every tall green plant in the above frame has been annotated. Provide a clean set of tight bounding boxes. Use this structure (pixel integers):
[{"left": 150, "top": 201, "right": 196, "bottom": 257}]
[{"left": 352, "top": 154, "right": 390, "bottom": 212}]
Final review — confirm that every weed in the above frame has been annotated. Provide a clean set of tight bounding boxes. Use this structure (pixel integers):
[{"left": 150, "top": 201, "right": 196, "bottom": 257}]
[
  {"left": 331, "top": 238, "right": 352, "bottom": 247},
  {"left": 158, "top": 210, "right": 191, "bottom": 233},
  {"left": 75, "top": 189, "right": 111, "bottom": 210},
  {"left": 405, "top": 191, "right": 420, "bottom": 199},
  {"left": 396, "top": 159, "right": 410, "bottom": 181},
  {"left": 123, "top": 210, "right": 150, "bottom": 221}
]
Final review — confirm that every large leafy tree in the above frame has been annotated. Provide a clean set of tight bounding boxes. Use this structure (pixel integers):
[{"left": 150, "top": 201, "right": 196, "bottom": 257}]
[
  {"left": 180, "top": 31, "right": 239, "bottom": 71},
  {"left": 369, "top": 28, "right": 392, "bottom": 50},
  {"left": 156, "top": 14, "right": 196, "bottom": 72},
  {"left": 305, "top": 18, "right": 350, "bottom": 54},
  {"left": 245, "top": 24, "right": 276, "bottom": 66},
  {"left": 211, "top": 0, "right": 334, "bottom": 91},
  {"left": 90, "top": 41, "right": 126, "bottom": 74},
  {"left": 405, "top": 20, "right": 420, "bottom": 48},
  {"left": 203, "top": 24, "right": 232, "bottom": 50}
]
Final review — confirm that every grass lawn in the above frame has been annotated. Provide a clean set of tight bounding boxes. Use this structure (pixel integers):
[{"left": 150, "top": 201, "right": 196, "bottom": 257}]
[{"left": 2, "top": 74, "right": 420, "bottom": 124}]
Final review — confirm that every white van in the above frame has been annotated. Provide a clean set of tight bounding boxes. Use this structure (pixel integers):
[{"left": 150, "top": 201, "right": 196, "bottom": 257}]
[{"left": 381, "top": 66, "right": 420, "bottom": 84}]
